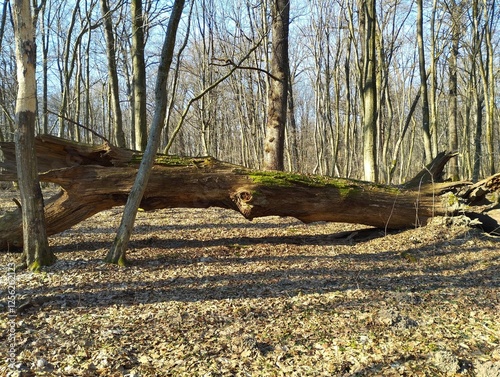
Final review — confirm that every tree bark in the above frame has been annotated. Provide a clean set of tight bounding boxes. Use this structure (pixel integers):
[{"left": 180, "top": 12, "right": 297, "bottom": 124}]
[
  {"left": 131, "top": 0, "right": 148, "bottom": 152},
  {"left": 447, "top": 0, "right": 461, "bottom": 181},
  {"left": 481, "top": 2, "right": 496, "bottom": 176},
  {"left": 106, "top": 0, "right": 185, "bottom": 265},
  {"left": 100, "top": 0, "right": 126, "bottom": 148},
  {"left": 11, "top": 0, "right": 55, "bottom": 270},
  {"left": 417, "top": 0, "right": 433, "bottom": 164},
  {"left": 263, "top": 0, "right": 290, "bottom": 171},
  {"left": 1, "top": 135, "right": 499, "bottom": 253},
  {"left": 359, "top": 0, "right": 378, "bottom": 182}
]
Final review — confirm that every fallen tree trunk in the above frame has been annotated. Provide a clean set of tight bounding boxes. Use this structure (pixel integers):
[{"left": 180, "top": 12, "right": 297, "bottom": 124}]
[{"left": 1, "top": 135, "right": 499, "bottom": 250}]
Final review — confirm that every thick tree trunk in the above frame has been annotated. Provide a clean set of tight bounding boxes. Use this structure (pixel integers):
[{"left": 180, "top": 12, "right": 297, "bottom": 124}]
[
  {"left": 11, "top": 0, "right": 55, "bottom": 269},
  {"left": 359, "top": 0, "right": 378, "bottom": 182},
  {"left": 263, "top": 0, "right": 290, "bottom": 171},
  {"left": 1, "top": 135, "right": 499, "bottom": 251}
]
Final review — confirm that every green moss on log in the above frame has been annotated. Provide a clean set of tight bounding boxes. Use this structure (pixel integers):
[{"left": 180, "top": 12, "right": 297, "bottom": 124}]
[
  {"left": 243, "top": 170, "right": 367, "bottom": 198},
  {"left": 129, "top": 154, "right": 218, "bottom": 168},
  {"left": 242, "top": 170, "right": 408, "bottom": 202}
]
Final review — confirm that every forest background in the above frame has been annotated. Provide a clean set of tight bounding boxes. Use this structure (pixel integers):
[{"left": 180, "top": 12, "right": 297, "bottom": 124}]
[{"left": 0, "top": 0, "right": 498, "bottom": 185}]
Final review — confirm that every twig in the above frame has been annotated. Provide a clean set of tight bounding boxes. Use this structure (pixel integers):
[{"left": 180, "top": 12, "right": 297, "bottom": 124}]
[
  {"left": 46, "top": 110, "right": 110, "bottom": 144},
  {"left": 164, "top": 34, "right": 269, "bottom": 154},
  {"left": 210, "top": 57, "right": 282, "bottom": 82},
  {"left": 12, "top": 198, "right": 22, "bottom": 210}
]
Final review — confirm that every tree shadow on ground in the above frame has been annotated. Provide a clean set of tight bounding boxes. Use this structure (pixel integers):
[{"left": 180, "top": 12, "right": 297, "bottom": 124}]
[
  {"left": 50, "top": 226, "right": 386, "bottom": 253},
  {"left": 12, "top": 230, "right": 500, "bottom": 312}
]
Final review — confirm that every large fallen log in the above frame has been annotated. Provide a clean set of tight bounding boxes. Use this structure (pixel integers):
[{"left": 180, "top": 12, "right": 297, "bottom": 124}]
[{"left": 1, "top": 135, "right": 499, "bottom": 250}]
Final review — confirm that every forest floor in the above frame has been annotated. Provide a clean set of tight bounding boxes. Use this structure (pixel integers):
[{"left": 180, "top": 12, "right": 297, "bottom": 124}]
[{"left": 1, "top": 188, "right": 500, "bottom": 377}]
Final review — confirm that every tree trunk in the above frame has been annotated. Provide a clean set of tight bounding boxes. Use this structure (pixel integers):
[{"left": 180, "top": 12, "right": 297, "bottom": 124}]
[
  {"left": 429, "top": 0, "right": 439, "bottom": 158},
  {"left": 417, "top": 0, "right": 433, "bottom": 164},
  {"left": 286, "top": 74, "right": 300, "bottom": 172},
  {"left": 11, "top": 0, "right": 55, "bottom": 270},
  {"left": 106, "top": 0, "right": 185, "bottom": 265},
  {"left": 263, "top": 0, "right": 290, "bottom": 171},
  {"left": 100, "top": 0, "right": 126, "bottom": 148},
  {"left": 359, "top": 0, "right": 378, "bottom": 182},
  {"left": 447, "top": 0, "right": 460, "bottom": 181},
  {"left": 1, "top": 135, "right": 499, "bottom": 253},
  {"left": 131, "top": 0, "right": 148, "bottom": 151},
  {"left": 483, "top": 3, "right": 496, "bottom": 176}
]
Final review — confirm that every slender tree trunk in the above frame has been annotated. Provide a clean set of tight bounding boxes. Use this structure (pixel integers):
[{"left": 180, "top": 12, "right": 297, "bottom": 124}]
[
  {"left": 12, "top": 0, "right": 55, "bottom": 270},
  {"left": 389, "top": 88, "right": 421, "bottom": 184},
  {"left": 287, "top": 75, "right": 300, "bottom": 172},
  {"left": 84, "top": 14, "right": 93, "bottom": 143},
  {"left": 483, "top": 4, "right": 496, "bottom": 176},
  {"left": 40, "top": 3, "right": 49, "bottom": 135},
  {"left": 74, "top": 42, "right": 84, "bottom": 142},
  {"left": 471, "top": 0, "right": 483, "bottom": 182},
  {"left": 447, "top": 0, "right": 460, "bottom": 181},
  {"left": 100, "top": 0, "right": 126, "bottom": 148},
  {"left": 360, "top": 0, "right": 378, "bottom": 182},
  {"left": 0, "top": 1, "right": 8, "bottom": 55},
  {"left": 57, "top": 1, "right": 81, "bottom": 139},
  {"left": 263, "top": 0, "right": 290, "bottom": 171},
  {"left": 106, "top": 0, "right": 185, "bottom": 265},
  {"left": 473, "top": 94, "right": 484, "bottom": 182},
  {"left": 429, "top": 0, "right": 440, "bottom": 158},
  {"left": 163, "top": 0, "right": 193, "bottom": 152},
  {"left": 122, "top": 46, "right": 135, "bottom": 148},
  {"left": 131, "top": 0, "right": 148, "bottom": 151},
  {"left": 343, "top": 40, "right": 352, "bottom": 178},
  {"left": 417, "top": 0, "right": 433, "bottom": 164}
]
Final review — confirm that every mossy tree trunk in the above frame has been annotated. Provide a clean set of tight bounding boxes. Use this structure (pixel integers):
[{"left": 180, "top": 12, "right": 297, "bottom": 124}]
[{"left": 1, "top": 136, "right": 499, "bottom": 258}]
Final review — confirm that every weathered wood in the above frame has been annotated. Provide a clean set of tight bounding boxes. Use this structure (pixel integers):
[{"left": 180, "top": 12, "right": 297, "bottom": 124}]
[
  {"left": 403, "top": 151, "right": 459, "bottom": 188},
  {"left": 1, "top": 135, "right": 499, "bottom": 250}
]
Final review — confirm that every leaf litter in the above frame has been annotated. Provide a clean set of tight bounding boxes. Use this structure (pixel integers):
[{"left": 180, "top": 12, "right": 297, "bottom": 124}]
[{"left": 0, "top": 189, "right": 499, "bottom": 376}]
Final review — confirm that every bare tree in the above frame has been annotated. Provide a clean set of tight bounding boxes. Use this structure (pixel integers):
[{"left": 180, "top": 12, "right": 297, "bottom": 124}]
[
  {"left": 131, "top": 0, "right": 148, "bottom": 151},
  {"left": 106, "top": 0, "right": 185, "bottom": 265},
  {"left": 100, "top": 0, "right": 126, "bottom": 147},
  {"left": 0, "top": 1, "right": 8, "bottom": 56},
  {"left": 429, "top": 0, "right": 441, "bottom": 158},
  {"left": 39, "top": 0, "right": 50, "bottom": 135},
  {"left": 446, "top": 0, "right": 462, "bottom": 181},
  {"left": 478, "top": 0, "right": 497, "bottom": 176},
  {"left": 470, "top": 0, "right": 483, "bottom": 181},
  {"left": 0, "top": 0, "right": 12, "bottom": 142},
  {"left": 417, "top": 0, "right": 433, "bottom": 164},
  {"left": 12, "top": 0, "right": 55, "bottom": 270},
  {"left": 263, "top": 0, "right": 290, "bottom": 171},
  {"left": 359, "top": 0, "right": 378, "bottom": 182}
]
